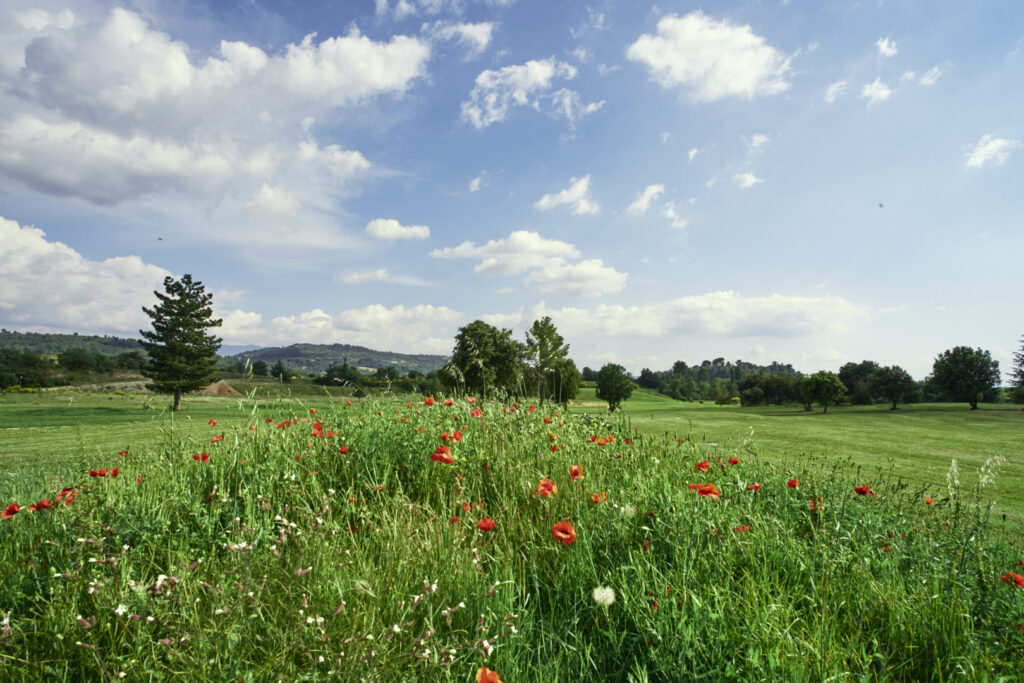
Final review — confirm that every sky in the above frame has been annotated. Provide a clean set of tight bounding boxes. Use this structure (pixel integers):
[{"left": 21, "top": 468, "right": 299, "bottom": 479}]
[{"left": 0, "top": 0, "right": 1021, "bottom": 380}]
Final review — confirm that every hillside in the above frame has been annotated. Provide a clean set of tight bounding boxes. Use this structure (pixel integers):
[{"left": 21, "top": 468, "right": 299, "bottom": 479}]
[
  {"left": 227, "top": 343, "right": 448, "bottom": 374},
  {"left": 0, "top": 329, "right": 144, "bottom": 356}
]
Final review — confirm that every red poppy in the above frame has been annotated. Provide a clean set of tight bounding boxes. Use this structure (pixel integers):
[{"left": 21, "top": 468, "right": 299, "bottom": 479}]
[
  {"left": 533, "top": 478, "right": 558, "bottom": 497},
  {"left": 467, "top": 396, "right": 476, "bottom": 404},
  {"left": 695, "top": 460, "right": 710, "bottom": 473},
  {"left": 808, "top": 497, "right": 824, "bottom": 511},
  {"left": 452, "top": 431, "right": 464, "bottom": 442},
  {"left": 208, "top": 419, "right": 217, "bottom": 426},
  {"left": 728, "top": 457, "right": 740, "bottom": 465},
  {"left": 543, "top": 417, "right": 553, "bottom": 424},
  {"left": 309, "top": 408, "right": 317, "bottom": 414},
  {"left": 551, "top": 520, "right": 577, "bottom": 545},
  {"left": 28, "top": 499, "right": 52, "bottom": 511},
  {"left": 192, "top": 452, "right": 210, "bottom": 463},
  {"left": 569, "top": 465, "right": 584, "bottom": 481},
  {"left": 696, "top": 483, "right": 720, "bottom": 499},
  {"left": 528, "top": 405, "right": 536, "bottom": 413},
  {"left": 211, "top": 435, "right": 224, "bottom": 443},
  {"left": 470, "top": 408, "right": 483, "bottom": 418},
  {"left": 2, "top": 503, "right": 20, "bottom": 520},
  {"left": 733, "top": 525, "right": 750, "bottom": 534},
  {"left": 117, "top": 449, "right": 127, "bottom": 457},
  {"left": 590, "top": 491, "right": 608, "bottom": 504},
  {"left": 444, "top": 398, "right": 454, "bottom": 407},
  {"left": 477, "top": 518, "right": 496, "bottom": 531},
  {"left": 430, "top": 447, "right": 455, "bottom": 465},
  {"left": 424, "top": 397, "right": 435, "bottom": 406},
  {"left": 854, "top": 484, "right": 876, "bottom": 497},
  {"left": 880, "top": 545, "right": 892, "bottom": 552},
  {"left": 787, "top": 478, "right": 799, "bottom": 488},
  {"left": 339, "top": 446, "right": 348, "bottom": 455},
  {"left": 476, "top": 667, "right": 503, "bottom": 683},
  {"left": 746, "top": 483, "right": 762, "bottom": 491},
  {"left": 111, "top": 468, "right": 119, "bottom": 477},
  {"left": 1001, "top": 572, "right": 1024, "bottom": 588},
  {"left": 924, "top": 497, "right": 933, "bottom": 505}
]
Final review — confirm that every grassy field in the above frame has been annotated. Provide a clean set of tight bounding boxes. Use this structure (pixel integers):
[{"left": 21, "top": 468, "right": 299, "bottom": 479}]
[{"left": 1, "top": 389, "right": 1024, "bottom": 679}]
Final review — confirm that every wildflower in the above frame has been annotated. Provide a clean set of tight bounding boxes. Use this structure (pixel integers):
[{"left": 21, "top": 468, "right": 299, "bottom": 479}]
[
  {"left": 192, "top": 452, "right": 210, "bottom": 463},
  {"left": 478, "top": 518, "right": 496, "bottom": 532},
  {"left": 117, "top": 449, "right": 127, "bottom": 457},
  {"left": 528, "top": 405, "right": 536, "bottom": 413},
  {"left": 424, "top": 397, "right": 435, "bottom": 406},
  {"left": 477, "top": 668, "right": 503, "bottom": 683},
  {"left": 533, "top": 478, "right": 558, "bottom": 497},
  {"left": 211, "top": 435, "right": 224, "bottom": 443},
  {"left": 2, "top": 503, "right": 19, "bottom": 520},
  {"left": 696, "top": 483, "right": 720, "bottom": 499},
  {"left": 551, "top": 521, "right": 577, "bottom": 545},
  {"left": 471, "top": 408, "right": 483, "bottom": 418},
  {"left": 208, "top": 419, "right": 217, "bottom": 426},
  {"left": 114, "top": 604, "right": 127, "bottom": 616},
  {"left": 569, "top": 465, "right": 584, "bottom": 481},
  {"left": 590, "top": 491, "right": 608, "bottom": 504},
  {"left": 592, "top": 586, "right": 616, "bottom": 607},
  {"left": 449, "top": 516, "right": 459, "bottom": 524},
  {"left": 430, "top": 446, "right": 455, "bottom": 465},
  {"left": 728, "top": 456, "right": 740, "bottom": 465},
  {"left": 733, "top": 525, "right": 750, "bottom": 534},
  {"left": 746, "top": 483, "right": 762, "bottom": 491},
  {"left": 695, "top": 460, "right": 710, "bottom": 473},
  {"left": 854, "top": 484, "right": 876, "bottom": 497},
  {"left": 924, "top": 497, "right": 933, "bottom": 505},
  {"left": 808, "top": 497, "right": 824, "bottom": 511},
  {"left": 787, "top": 478, "right": 799, "bottom": 488},
  {"left": 444, "top": 398, "right": 454, "bottom": 407},
  {"left": 1001, "top": 572, "right": 1024, "bottom": 588},
  {"left": 309, "top": 408, "right": 317, "bottom": 414},
  {"left": 339, "top": 446, "right": 348, "bottom": 455},
  {"left": 621, "top": 504, "right": 637, "bottom": 517},
  {"left": 467, "top": 396, "right": 476, "bottom": 404},
  {"left": 28, "top": 499, "right": 52, "bottom": 511}
]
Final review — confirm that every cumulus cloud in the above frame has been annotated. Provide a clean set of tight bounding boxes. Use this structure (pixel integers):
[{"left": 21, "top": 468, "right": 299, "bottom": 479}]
[
  {"left": 626, "top": 11, "right": 792, "bottom": 101},
  {"left": 422, "top": 20, "right": 494, "bottom": 59},
  {"left": 431, "top": 230, "right": 579, "bottom": 274},
  {"left": 876, "top": 37, "right": 898, "bottom": 58},
  {"left": 688, "top": 147, "right": 700, "bottom": 162},
  {"left": 626, "top": 183, "right": 665, "bottom": 215},
  {"left": 337, "top": 268, "right": 429, "bottom": 286},
  {"left": 364, "top": 218, "right": 430, "bottom": 240},
  {"left": 734, "top": 172, "right": 762, "bottom": 189},
  {"left": 748, "top": 133, "right": 769, "bottom": 153},
  {"left": 468, "top": 175, "right": 483, "bottom": 192},
  {"left": 549, "top": 88, "right": 605, "bottom": 128},
  {"left": 824, "top": 80, "right": 846, "bottom": 104},
  {"left": 460, "top": 57, "right": 586, "bottom": 128},
  {"left": 534, "top": 175, "right": 599, "bottom": 215},
  {"left": 919, "top": 65, "right": 943, "bottom": 86},
  {"left": 662, "top": 202, "right": 688, "bottom": 229},
  {"left": 964, "top": 134, "right": 1022, "bottom": 168},
  {"left": 0, "top": 216, "right": 171, "bottom": 333},
  {"left": 522, "top": 258, "right": 627, "bottom": 296},
  {"left": 860, "top": 77, "right": 892, "bottom": 105}
]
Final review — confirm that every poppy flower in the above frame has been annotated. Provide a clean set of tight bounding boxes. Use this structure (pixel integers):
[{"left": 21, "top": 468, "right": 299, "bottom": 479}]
[
  {"left": 924, "top": 497, "right": 933, "bottom": 505},
  {"left": 211, "top": 435, "right": 224, "bottom": 443},
  {"left": 695, "top": 460, "right": 710, "bottom": 473},
  {"left": 687, "top": 483, "right": 698, "bottom": 490},
  {"left": 2, "top": 503, "right": 20, "bottom": 520},
  {"left": 533, "top": 478, "right": 558, "bottom": 497},
  {"left": 467, "top": 396, "right": 476, "bottom": 404},
  {"left": 569, "top": 465, "right": 584, "bottom": 481},
  {"left": 208, "top": 419, "right": 217, "bottom": 426},
  {"left": 111, "top": 468, "right": 119, "bottom": 477},
  {"left": 854, "top": 484, "right": 876, "bottom": 497},
  {"left": 28, "top": 499, "right": 52, "bottom": 511},
  {"left": 452, "top": 431, "right": 463, "bottom": 442},
  {"left": 528, "top": 405, "right": 536, "bottom": 413},
  {"left": 733, "top": 525, "right": 750, "bottom": 534},
  {"left": 543, "top": 416, "right": 553, "bottom": 424},
  {"left": 551, "top": 520, "right": 577, "bottom": 545},
  {"left": 696, "top": 483, "right": 720, "bottom": 499},
  {"left": 1002, "top": 572, "right": 1024, "bottom": 588},
  {"left": 477, "top": 667, "right": 503, "bottom": 683},
  {"left": 808, "top": 497, "right": 824, "bottom": 511},
  {"left": 309, "top": 408, "right": 317, "bottom": 414},
  {"left": 444, "top": 398, "right": 454, "bottom": 407},
  {"left": 477, "top": 518, "right": 496, "bottom": 531},
  {"left": 424, "top": 397, "right": 435, "bottom": 406},
  {"left": 193, "top": 452, "right": 210, "bottom": 463},
  {"left": 590, "top": 491, "right": 608, "bottom": 504},
  {"left": 746, "top": 483, "right": 762, "bottom": 491},
  {"left": 430, "top": 447, "right": 455, "bottom": 465},
  {"left": 728, "top": 457, "right": 740, "bottom": 465},
  {"left": 470, "top": 408, "right": 483, "bottom": 418},
  {"left": 339, "top": 446, "right": 348, "bottom": 455},
  {"left": 117, "top": 449, "right": 127, "bottom": 457},
  {"left": 787, "top": 478, "right": 799, "bottom": 488}
]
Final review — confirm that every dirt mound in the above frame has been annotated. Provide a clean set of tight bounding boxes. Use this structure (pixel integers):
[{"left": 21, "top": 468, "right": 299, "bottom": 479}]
[{"left": 197, "top": 380, "right": 242, "bottom": 397}]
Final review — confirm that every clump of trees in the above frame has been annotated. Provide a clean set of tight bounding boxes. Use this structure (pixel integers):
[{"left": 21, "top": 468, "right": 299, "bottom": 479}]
[{"left": 639, "top": 358, "right": 800, "bottom": 403}]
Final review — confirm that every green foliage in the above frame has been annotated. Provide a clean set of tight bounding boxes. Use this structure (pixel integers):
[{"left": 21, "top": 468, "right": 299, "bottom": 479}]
[
  {"left": 931, "top": 346, "right": 1001, "bottom": 410},
  {"left": 872, "top": 365, "right": 917, "bottom": 409},
  {"left": 251, "top": 360, "right": 269, "bottom": 376},
  {"left": 802, "top": 371, "right": 847, "bottom": 413},
  {"left": 139, "top": 274, "right": 223, "bottom": 411},
  {"left": 448, "top": 320, "right": 526, "bottom": 399},
  {"left": 595, "top": 363, "right": 634, "bottom": 411},
  {"left": 229, "top": 343, "right": 447, "bottom": 375},
  {"left": 0, "top": 329, "right": 144, "bottom": 356},
  {"left": 316, "top": 359, "right": 362, "bottom": 388},
  {"left": 838, "top": 360, "right": 882, "bottom": 405},
  {"left": 1012, "top": 335, "right": 1024, "bottom": 389},
  {"left": 270, "top": 359, "right": 290, "bottom": 383}
]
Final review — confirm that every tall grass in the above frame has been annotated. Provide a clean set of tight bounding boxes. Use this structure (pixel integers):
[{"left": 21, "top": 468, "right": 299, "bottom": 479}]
[{"left": 1, "top": 396, "right": 1022, "bottom": 680}]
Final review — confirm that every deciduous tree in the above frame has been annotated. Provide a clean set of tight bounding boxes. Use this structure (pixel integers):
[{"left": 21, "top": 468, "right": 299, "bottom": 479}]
[
  {"left": 930, "top": 346, "right": 1001, "bottom": 410},
  {"left": 595, "top": 363, "right": 634, "bottom": 412},
  {"left": 872, "top": 365, "right": 917, "bottom": 410},
  {"left": 139, "top": 274, "right": 222, "bottom": 411},
  {"left": 526, "top": 316, "right": 569, "bottom": 407}
]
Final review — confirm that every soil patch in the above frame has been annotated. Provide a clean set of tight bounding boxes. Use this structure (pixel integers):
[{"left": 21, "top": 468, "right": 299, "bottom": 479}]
[{"left": 197, "top": 380, "right": 242, "bottom": 397}]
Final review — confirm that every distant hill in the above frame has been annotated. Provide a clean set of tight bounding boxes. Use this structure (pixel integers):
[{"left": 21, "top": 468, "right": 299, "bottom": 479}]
[
  {"left": 228, "top": 343, "right": 449, "bottom": 374},
  {"left": 0, "top": 329, "right": 144, "bottom": 356}
]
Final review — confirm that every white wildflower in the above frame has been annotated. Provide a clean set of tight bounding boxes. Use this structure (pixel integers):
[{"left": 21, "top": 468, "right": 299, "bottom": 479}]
[
  {"left": 947, "top": 458, "right": 960, "bottom": 498},
  {"left": 621, "top": 504, "right": 637, "bottom": 518},
  {"left": 592, "top": 586, "right": 616, "bottom": 607},
  {"left": 113, "top": 604, "right": 127, "bottom": 616},
  {"left": 979, "top": 455, "right": 1007, "bottom": 489}
]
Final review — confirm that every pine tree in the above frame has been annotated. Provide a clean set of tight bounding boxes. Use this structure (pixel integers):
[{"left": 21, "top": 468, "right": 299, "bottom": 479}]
[
  {"left": 1012, "top": 335, "right": 1024, "bottom": 389},
  {"left": 139, "top": 275, "right": 222, "bottom": 411}
]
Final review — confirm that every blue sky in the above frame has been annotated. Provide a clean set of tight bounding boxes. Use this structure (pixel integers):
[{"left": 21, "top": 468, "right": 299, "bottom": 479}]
[{"left": 0, "top": 0, "right": 1021, "bottom": 379}]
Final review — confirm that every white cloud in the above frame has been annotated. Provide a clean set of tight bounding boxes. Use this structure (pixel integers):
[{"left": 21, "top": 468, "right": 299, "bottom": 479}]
[
  {"left": 530, "top": 291, "right": 868, "bottom": 339},
  {"left": 688, "top": 147, "right": 700, "bottom": 162},
  {"left": 734, "top": 172, "right": 762, "bottom": 189},
  {"left": 469, "top": 175, "right": 483, "bottom": 192},
  {"left": 246, "top": 184, "right": 300, "bottom": 215},
  {"left": 860, "top": 77, "right": 892, "bottom": 105},
  {"left": 570, "top": 8, "right": 606, "bottom": 39},
  {"left": 748, "top": 133, "right": 769, "bottom": 153},
  {"left": 548, "top": 88, "right": 605, "bottom": 128},
  {"left": 338, "top": 268, "right": 428, "bottom": 286},
  {"left": 901, "top": 70, "right": 917, "bottom": 83},
  {"left": 571, "top": 47, "right": 592, "bottom": 63},
  {"left": 876, "top": 37, "right": 898, "bottom": 58},
  {"left": 964, "top": 134, "right": 1022, "bottom": 168},
  {"left": 626, "top": 183, "right": 665, "bottom": 215},
  {"left": 365, "top": 218, "right": 430, "bottom": 240},
  {"left": 534, "top": 175, "right": 599, "bottom": 215},
  {"left": 431, "top": 230, "right": 579, "bottom": 274},
  {"left": 0, "top": 216, "right": 171, "bottom": 333},
  {"left": 422, "top": 21, "right": 494, "bottom": 59},
  {"left": 661, "top": 132, "right": 673, "bottom": 143},
  {"left": 662, "top": 202, "right": 688, "bottom": 228},
  {"left": 460, "top": 57, "right": 581, "bottom": 128},
  {"left": 522, "top": 258, "right": 627, "bottom": 297},
  {"left": 626, "top": 11, "right": 792, "bottom": 102},
  {"left": 919, "top": 65, "right": 943, "bottom": 86},
  {"left": 824, "top": 80, "right": 846, "bottom": 104}
]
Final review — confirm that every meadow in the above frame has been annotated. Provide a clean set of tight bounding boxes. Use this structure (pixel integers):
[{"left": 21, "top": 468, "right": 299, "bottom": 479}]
[{"left": 1, "top": 389, "right": 1023, "bottom": 680}]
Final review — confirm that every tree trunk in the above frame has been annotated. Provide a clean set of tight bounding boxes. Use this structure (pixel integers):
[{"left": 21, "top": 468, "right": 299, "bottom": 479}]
[
  {"left": 970, "top": 400, "right": 978, "bottom": 410},
  {"left": 822, "top": 404, "right": 828, "bottom": 414},
  {"left": 891, "top": 400, "right": 898, "bottom": 410},
  {"left": 173, "top": 390, "right": 182, "bottom": 411}
]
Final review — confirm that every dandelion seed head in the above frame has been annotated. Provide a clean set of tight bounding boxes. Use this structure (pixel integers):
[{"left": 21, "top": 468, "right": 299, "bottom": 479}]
[{"left": 592, "top": 586, "right": 616, "bottom": 607}]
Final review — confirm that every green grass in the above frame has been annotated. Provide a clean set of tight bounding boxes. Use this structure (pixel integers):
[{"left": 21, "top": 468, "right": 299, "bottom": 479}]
[{"left": 1, "top": 391, "right": 1023, "bottom": 680}]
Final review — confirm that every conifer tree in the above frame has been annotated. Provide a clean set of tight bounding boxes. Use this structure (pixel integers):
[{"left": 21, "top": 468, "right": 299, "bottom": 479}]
[{"left": 140, "top": 274, "right": 222, "bottom": 411}]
